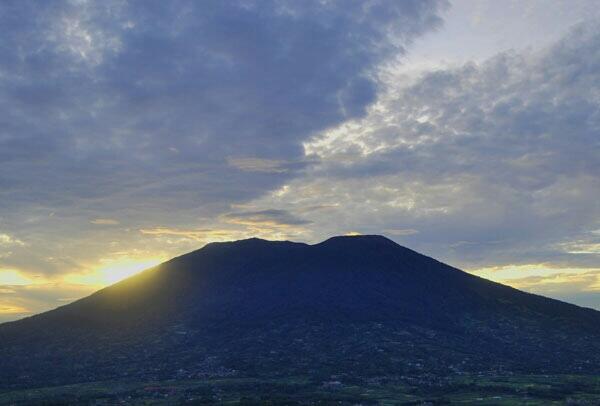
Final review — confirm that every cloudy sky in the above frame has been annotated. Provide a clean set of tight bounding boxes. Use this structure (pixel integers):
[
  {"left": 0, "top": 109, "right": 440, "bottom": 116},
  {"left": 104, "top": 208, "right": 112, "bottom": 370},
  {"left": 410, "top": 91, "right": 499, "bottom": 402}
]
[{"left": 1, "top": 0, "right": 599, "bottom": 322}]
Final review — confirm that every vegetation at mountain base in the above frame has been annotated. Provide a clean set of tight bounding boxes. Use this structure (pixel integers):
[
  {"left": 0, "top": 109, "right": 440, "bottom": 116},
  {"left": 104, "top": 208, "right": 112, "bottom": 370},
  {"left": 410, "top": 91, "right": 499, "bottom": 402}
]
[{"left": 2, "top": 375, "right": 600, "bottom": 405}]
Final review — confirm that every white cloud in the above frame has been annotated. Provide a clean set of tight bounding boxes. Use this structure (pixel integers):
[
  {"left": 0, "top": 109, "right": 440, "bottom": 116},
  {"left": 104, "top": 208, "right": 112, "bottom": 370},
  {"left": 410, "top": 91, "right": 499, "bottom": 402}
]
[
  {"left": 0, "top": 233, "right": 24, "bottom": 247},
  {"left": 250, "top": 22, "right": 600, "bottom": 273}
]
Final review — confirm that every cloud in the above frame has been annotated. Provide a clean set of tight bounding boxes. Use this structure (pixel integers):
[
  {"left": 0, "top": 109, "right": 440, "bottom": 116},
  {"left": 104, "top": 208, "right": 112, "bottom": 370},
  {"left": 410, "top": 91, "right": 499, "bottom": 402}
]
[
  {"left": 228, "top": 158, "right": 290, "bottom": 173},
  {"left": 140, "top": 227, "right": 239, "bottom": 242},
  {"left": 227, "top": 156, "right": 318, "bottom": 174},
  {"left": 507, "top": 271, "right": 600, "bottom": 294},
  {"left": 558, "top": 241, "right": 600, "bottom": 254},
  {"left": 2, "top": 2, "right": 598, "bottom": 318},
  {"left": 0, "top": 282, "right": 97, "bottom": 323},
  {"left": 140, "top": 220, "right": 312, "bottom": 247},
  {"left": 0, "top": 268, "right": 44, "bottom": 285},
  {"left": 0, "top": 233, "right": 24, "bottom": 246},
  {"left": 384, "top": 229, "right": 419, "bottom": 236},
  {"left": 90, "top": 218, "right": 120, "bottom": 225},
  {"left": 470, "top": 264, "right": 600, "bottom": 310},
  {"left": 0, "top": 0, "right": 446, "bottom": 227},
  {"left": 222, "top": 209, "right": 311, "bottom": 228},
  {"left": 0, "top": 1, "right": 446, "bottom": 300},
  {"left": 246, "top": 22, "right": 600, "bottom": 272}
]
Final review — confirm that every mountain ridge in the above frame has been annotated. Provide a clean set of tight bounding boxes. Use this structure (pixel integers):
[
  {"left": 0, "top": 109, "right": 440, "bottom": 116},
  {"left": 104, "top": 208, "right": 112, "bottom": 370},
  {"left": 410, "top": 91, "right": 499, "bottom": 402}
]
[{"left": 1, "top": 235, "right": 600, "bottom": 390}]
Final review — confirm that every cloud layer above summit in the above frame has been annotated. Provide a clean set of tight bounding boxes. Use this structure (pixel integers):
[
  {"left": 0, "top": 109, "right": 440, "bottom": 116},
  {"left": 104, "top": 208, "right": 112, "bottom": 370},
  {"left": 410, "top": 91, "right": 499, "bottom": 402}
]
[{"left": 0, "top": 0, "right": 599, "bottom": 320}]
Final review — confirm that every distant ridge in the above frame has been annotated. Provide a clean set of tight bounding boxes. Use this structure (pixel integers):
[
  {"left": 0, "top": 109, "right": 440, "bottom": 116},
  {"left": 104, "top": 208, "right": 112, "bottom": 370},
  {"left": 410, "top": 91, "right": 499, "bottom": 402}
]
[{"left": 2, "top": 235, "right": 600, "bottom": 390}]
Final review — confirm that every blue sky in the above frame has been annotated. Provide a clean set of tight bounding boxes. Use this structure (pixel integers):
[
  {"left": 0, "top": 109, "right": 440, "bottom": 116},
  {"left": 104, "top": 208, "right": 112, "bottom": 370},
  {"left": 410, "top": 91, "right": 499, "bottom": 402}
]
[{"left": 0, "top": 0, "right": 599, "bottom": 321}]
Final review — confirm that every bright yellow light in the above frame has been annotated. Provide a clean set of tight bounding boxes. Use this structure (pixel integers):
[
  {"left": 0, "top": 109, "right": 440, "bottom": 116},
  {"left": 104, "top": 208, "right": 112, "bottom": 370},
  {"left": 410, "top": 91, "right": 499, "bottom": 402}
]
[{"left": 64, "top": 257, "right": 165, "bottom": 287}]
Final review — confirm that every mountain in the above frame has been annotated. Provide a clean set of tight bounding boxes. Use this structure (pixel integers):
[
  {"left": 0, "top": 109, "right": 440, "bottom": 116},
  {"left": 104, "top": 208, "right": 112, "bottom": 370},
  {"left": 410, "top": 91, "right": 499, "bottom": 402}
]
[{"left": 2, "top": 235, "right": 600, "bottom": 392}]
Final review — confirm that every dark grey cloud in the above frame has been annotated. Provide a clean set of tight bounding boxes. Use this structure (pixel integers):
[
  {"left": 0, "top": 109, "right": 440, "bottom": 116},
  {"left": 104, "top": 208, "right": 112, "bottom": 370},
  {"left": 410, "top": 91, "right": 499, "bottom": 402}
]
[
  {"left": 0, "top": 0, "right": 446, "bottom": 275},
  {"left": 0, "top": 0, "right": 446, "bottom": 213}
]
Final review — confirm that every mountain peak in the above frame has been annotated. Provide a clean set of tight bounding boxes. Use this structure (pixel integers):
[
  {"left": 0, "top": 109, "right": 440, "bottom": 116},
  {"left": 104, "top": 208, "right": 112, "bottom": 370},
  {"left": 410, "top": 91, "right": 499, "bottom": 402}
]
[
  {"left": 322, "top": 234, "right": 396, "bottom": 243},
  {"left": 3, "top": 234, "right": 600, "bottom": 391},
  {"left": 200, "top": 235, "right": 397, "bottom": 252},
  {"left": 317, "top": 234, "right": 401, "bottom": 249},
  {"left": 202, "top": 237, "right": 304, "bottom": 251}
]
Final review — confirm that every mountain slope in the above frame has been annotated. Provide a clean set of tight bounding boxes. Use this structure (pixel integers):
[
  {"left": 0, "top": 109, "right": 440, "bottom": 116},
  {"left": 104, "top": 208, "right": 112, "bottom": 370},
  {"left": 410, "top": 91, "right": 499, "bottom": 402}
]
[{"left": 1, "top": 235, "right": 600, "bottom": 390}]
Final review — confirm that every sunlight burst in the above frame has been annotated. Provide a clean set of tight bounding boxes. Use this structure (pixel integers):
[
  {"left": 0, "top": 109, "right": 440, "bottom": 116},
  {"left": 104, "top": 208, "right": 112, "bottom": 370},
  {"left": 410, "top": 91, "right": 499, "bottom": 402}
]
[{"left": 65, "top": 257, "right": 165, "bottom": 287}]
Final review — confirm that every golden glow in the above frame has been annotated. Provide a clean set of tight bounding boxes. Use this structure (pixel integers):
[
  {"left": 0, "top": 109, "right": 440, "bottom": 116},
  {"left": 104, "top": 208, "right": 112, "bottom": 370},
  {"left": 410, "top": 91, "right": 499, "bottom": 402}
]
[
  {"left": 345, "top": 231, "right": 362, "bottom": 236},
  {"left": 0, "top": 269, "right": 47, "bottom": 286},
  {"left": 0, "top": 304, "right": 30, "bottom": 314},
  {"left": 468, "top": 264, "right": 600, "bottom": 293},
  {"left": 469, "top": 263, "right": 596, "bottom": 281},
  {"left": 0, "top": 252, "right": 169, "bottom": 321},
  {"left": 64, "top": 256, "right": 166, "bottom": 287}
]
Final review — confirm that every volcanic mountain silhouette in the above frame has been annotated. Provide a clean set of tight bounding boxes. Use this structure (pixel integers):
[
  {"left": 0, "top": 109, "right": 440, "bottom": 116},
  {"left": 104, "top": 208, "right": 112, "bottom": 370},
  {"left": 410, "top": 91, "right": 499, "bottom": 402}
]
[{"left": 2, "top": 235, "right": 600, "bottom": 389}]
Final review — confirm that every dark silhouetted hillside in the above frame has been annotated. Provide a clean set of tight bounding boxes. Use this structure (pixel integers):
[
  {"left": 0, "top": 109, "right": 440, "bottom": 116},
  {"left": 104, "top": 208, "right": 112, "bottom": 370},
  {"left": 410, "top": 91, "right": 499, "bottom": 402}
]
[{"left": 1, "top": 235, "right": 600, "bottom": 390}]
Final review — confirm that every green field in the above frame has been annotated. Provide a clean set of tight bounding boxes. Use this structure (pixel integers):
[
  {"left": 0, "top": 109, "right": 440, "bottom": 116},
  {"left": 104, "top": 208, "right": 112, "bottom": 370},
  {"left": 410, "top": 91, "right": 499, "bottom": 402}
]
[{"left": 2, "top": 374, "right": 600, "bottom": 405}]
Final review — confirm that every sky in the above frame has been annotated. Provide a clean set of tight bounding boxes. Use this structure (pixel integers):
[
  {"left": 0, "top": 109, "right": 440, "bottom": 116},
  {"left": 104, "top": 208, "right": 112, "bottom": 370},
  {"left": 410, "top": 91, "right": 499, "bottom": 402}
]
[{"left": 0, "top": 0, "right": 599, "bottom": 322}]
